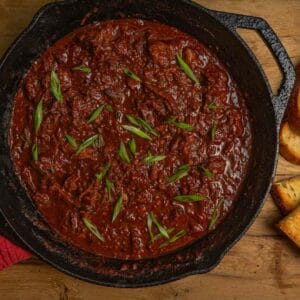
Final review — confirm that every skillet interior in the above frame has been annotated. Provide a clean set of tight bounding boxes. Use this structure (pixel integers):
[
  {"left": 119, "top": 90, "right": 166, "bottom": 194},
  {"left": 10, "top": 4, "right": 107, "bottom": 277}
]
[{"left": 0, "top": 0, "right": 279, "bottom": 287}]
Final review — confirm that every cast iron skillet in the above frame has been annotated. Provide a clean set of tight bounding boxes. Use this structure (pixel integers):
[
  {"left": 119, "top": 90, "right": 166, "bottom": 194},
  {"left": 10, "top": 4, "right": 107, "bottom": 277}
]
[{"left": 0, "top": 0, "right": 296, "bottom": 287}]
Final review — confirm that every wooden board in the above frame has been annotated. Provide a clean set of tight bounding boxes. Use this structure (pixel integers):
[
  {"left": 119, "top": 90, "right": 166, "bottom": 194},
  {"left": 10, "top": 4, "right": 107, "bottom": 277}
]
[{"left": 0, "top": 0, "right": 299, "bottom": 299}]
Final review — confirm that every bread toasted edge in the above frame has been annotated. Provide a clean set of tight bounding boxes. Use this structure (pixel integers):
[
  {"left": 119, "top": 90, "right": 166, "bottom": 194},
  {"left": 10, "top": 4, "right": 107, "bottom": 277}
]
[
  {"left": 279, "top": 122, "right": 300, "bottom": 165},
  {"left": 277, "top": 205, "right": 300, "bottom": 248},
  {"left": 288, "top": 87, "right": 300, "bottom": 132}
]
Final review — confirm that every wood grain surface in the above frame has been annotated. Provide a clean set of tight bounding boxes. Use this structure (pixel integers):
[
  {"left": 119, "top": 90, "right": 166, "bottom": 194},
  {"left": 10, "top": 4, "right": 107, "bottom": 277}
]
[{"left": 0, "top": 0, "right": 299, "bottom": 299}]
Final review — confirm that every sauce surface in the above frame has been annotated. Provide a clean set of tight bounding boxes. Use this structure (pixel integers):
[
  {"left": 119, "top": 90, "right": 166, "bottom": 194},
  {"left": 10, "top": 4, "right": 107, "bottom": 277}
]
[{"left": 9, "top": 19, "right": 252, "bottom": 259}]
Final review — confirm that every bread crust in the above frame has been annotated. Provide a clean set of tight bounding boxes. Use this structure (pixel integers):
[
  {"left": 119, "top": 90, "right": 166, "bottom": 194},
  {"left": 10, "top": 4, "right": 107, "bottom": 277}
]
[
  {"left": 277, "top": 205, "right": 300, "bottom": 248},
  {"left": 271, "top": 176, "right": 300, "bottom": 214},
  {"left": 279, "top": 122, "right": 300, "bottom": 165}
]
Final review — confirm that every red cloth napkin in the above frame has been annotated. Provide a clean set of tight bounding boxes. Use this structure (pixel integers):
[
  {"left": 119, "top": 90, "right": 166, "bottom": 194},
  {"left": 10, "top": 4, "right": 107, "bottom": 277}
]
[{"left": 0, "top": 235, "right": 32, "bottom": 271}]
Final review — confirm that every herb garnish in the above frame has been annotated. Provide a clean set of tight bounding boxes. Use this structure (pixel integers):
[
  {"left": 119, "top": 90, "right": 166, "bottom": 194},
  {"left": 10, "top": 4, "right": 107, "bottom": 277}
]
[
  {"left": 207, "top": 102, "right": 217, "bottom": 111},
  {"left": 167, "top": 164, "right": 190, "bottom": 183},
  {"left": 87, "top": 104, "right": 106, "bottom": 124},
  {"left": 122, "top": 125, "right": 152, "bottom": 140},
  {"left": 126, "top": 115, "right": 158, "bottom": 136},
  {"left": 128, "top": 138, "right": 136, "bottom": 155},
  {"left": 73, "top": 65, "right": 91, "bottom": 73},
  {"left": 32, "top": 143, "right": 39, "bottom": 161},
  {"left": 105, "top": 179, "right": 115, "bottom": 201},
  {"left": 65, "top": 135, "right": 78, "bottom": 150},
  {"left": 76, "top": 135, "right": 99, "bottom": 154},
  {"left": 119, "top": 142, "right": 131, "bottom": 163},
  {"left": 208, "top": 199, "right": 224, "bottom": 230},
  {"left": 199, "top": 165, "right": 214, "bottom": 179},
  {"left": 174, "top": 195, "right": 206, "bottom": 202},
  {"left": 144, "top": 154, "right": 166, "bottom": 165},
  {"left": 211, "top": 122, "right": 218, "bottom": 140},
  {"left": 96, "top": 162, "right": 111, "bottom": 182},
  {"left": 147, "top": 212, "right": 169, "bottom": 240},
  {"left": 124, "top": 68, "right": 141, "bottom": 81},
  {"left": 166, "top": 116, "right": 194, "bottom": 131},
  {"left": 34, "top": 99, "right": 43, "bottom": 134},
  {"left": 152, "top": 228, "right": 174, "bottom": 242},
  {"left": 159, "top": 229, "right": 187, "bottom": 248},
  {"left": 112, "top": 195, "right": 123, "bottom": 222},
  {"left": 176, "top": 53, "right": 199, "bottom": 84},
  {"left": 50, "top": 70, "right": 63, "bottom": 103},
  {"left": 82, "top": 217, "right": 105, "bottom": 242}
]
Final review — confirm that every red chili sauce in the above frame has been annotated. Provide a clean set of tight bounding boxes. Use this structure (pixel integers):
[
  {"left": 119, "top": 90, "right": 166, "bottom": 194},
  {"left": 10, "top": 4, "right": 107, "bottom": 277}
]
[{"left": 9, "top": 19, "right": 252, "bottom": 259}]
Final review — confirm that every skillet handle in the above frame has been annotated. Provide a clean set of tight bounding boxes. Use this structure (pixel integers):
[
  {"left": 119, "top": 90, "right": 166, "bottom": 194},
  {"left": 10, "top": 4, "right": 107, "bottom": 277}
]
[{"left": 209, "top": 11, "right": 296, "bottom": 126}]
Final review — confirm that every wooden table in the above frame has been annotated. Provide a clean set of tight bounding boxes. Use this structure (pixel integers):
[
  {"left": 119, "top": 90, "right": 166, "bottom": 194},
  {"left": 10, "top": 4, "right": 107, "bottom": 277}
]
[{"left": 0, "top": 0, "right": 299, "bottom": 299}]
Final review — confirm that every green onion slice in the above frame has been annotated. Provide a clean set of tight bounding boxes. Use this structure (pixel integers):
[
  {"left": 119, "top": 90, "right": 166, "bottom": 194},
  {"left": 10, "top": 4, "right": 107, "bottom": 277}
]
[
  {"left": 144, "top": 154, "right": 166, "bottom": 165},
  {"left": 199, "top": 165, "right": 214, "bottom": 179},
  {"left": 32, "top": 143, "right": 39, "bottom": 161},
  {"left": 87, "top": 104, "right": 106, "bottom": 124},
  {"left": 128, "top": 139, "right": 136, "bottom": 155},
  {"left": 208, "top": 199, "right": 224, "bottom": 230},
  {"left": 211, "top": 122, "right": 218, "bottom": 140},
  {"left": 126, "top": 115, "right": 158, "bottom": 136},
  {"left": 176, "top": 53, "right": 199, "bottom": 84},
  {"left": 34, "top": 99, "right": 43, "bottom": 134},
  {"left": 76, "top": 135, "right": 98, "bottom": 154},
  {"left": 96, "top": 162, "right": 111, "bottom": 182},
  {"left": 159, "top": 229, "right": 187, "bottom": 248},
  {"left": 124, "top": 68, "right": 141, "bottom": 81},
  {"left": 122, "top": 125, "right": 152, "bottom": 140},
  {"left": 82, "top": 217, "right": 105, "bottom": 242},
  {"left": 166, "top": 116, "right": 194, "bottom": 131},
  {"left": 167, "top": 164, "right": 190, "bottom": 183},
  {"left": 147, "top": 212, "right": 169, "bottom": 240},
  {"left": 112, "top": 195, "right": 123, "bottom": 222},
  {"left": 65, "top": 134, "right": 78, "bottom": 150},
  {"left": 73, "top": 65, "right": 91, "bottom": 73},
  {"left": 174, "top": 195, "right": 206, "bottom": 202},
  {"left": 50, "top": 70, "right": 63, "bottom": 103},
  {"left": 105, "top": 179, "right": 115, "bottom": 201},
  {"left": 119, "top": 142, "right": 131, "bottom": 163}
]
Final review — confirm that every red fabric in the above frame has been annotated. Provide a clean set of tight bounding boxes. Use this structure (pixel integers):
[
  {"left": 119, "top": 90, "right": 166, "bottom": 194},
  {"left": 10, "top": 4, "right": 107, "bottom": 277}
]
[{"left": 0, "top": 235, "right": 32, "bottom": 271}]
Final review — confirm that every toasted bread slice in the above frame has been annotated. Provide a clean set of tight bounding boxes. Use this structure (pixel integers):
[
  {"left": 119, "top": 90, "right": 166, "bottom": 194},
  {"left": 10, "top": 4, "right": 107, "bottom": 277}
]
[
  {"left": 288, "top": 87, "right": 300, "bottom": 132},
  {"left": 280, "top": 122, "right": 300, "bottom": 165},
  {"left": 272, "top": 176, "right": 300, "bottom": 214},
  {"left": 277, "top": 205, "right": 300, "bottom": 248}
]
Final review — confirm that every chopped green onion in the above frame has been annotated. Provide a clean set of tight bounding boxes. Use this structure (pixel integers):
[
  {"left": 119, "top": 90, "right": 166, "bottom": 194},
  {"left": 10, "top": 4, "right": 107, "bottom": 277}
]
[
  {"left": 105, "top": 178, "right": 115, "bottom": 201},
  {"left": 128, "top": 139, "right": 136, "bottom": 155},
  {"left": 174, "top": 195, "right": 206, "bottom": 202},
  {"left": 105, "top": 103, "right": 113, "bottom": 112},
  {"left": 87, "top": 104, "right": 105, "bottom": 124},
  {"left": 136, "top": 117, "right": 158, "bottom": 136},
  {"left": 82, "top": 217, "right": 105, "bottom": 242},
  {"left": 209, "top": 199, "right": 224, "bottom": 230},
  {"left": 199, "top": 165, "right": 214, "bottom": 179},
  {"left": 124, "top": 68, "right": 141, "bottom": 81},
  {"left": 118, "top": 142, "right": 131, "bottom": 163},
  {"left": 167, "top": 164, "right": 190, "bottom": 184},
  {"left": 32, "top": 143, "right": 39, "bottom": 161},
  {"left": 207, "top": 102, "right": 217, "bottom": 110},
  {"left": 122, "top": 125, "right": 152, "bottom": 140},
  {"left": 211, "top": 122, "right": 218, "bottom": 140},
  {"left": 166, "top": 116, "right": 194, "bottom": 131},
  {"left": 65, "top": 134, "right": 78, "bottom": 150},
  {"left": 147, "top": 213, "right": 154, "bottom": 241},
  {"left": 96, "top": 162, "right": 111, "bottom": 182},
  {"left": 76, "top": 134, "right": 98, "bottom": 154},
  {"left": 176, "top": 53, "right": 199, "bottom": 84},
  {"left": 148, "top": 212, "right": 169, "bottom": 240},
  {"left": 152, "top": 228, "right": 174, "bottom": 242},
  {"left": 126, "top": 115, "right": 140, "bottom": 127},
  {"left": 112, "top": 195, "right": 123, "bottom": 222},
  {"left": 144, "top": 154, "right": 166, "bottom": 165},
  {"left": 159, "top": 229, "right": 187, "bottom": 248},
  {"left": 34, "top": 99, "right": 43, "bottom": 134},
  {"left": 50, "top": 70, "right": 63, "bottom": 103},
  {"left": 73, "top": 65, "right": 91, "bottom": 73},
  {"left": 126, "top": 115, "right": 158, "bottom": 136}
]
